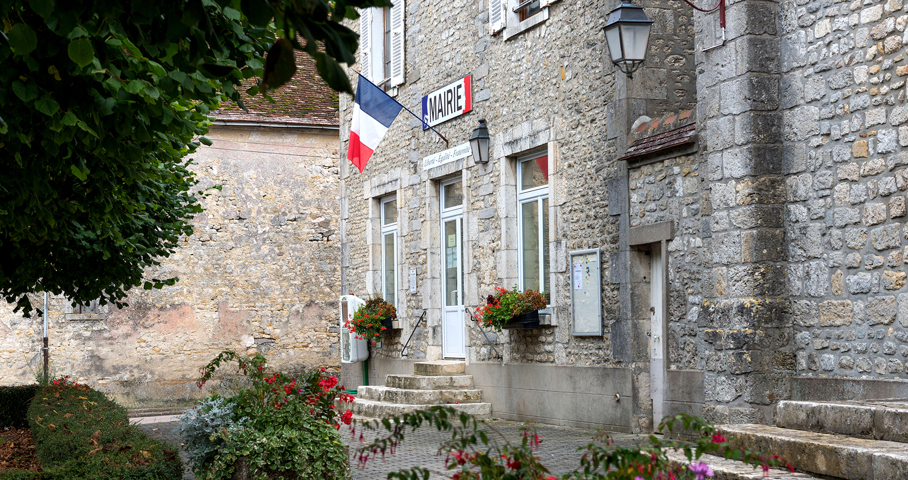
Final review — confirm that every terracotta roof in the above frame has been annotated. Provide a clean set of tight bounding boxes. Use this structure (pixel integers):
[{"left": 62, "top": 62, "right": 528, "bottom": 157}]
[
  {"left": 214, "top": 50, "right": 339, "bottom": 127},
  {"left": 618, "top": 109, "right": 696, "bottom": 161}
]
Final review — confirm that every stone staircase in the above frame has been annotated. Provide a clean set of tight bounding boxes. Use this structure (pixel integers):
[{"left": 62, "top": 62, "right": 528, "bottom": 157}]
[
  {"left": 710, "top": 400, "right": 908, "bottom": 480},
  {"left": 349, "top": 361, "right": 492, "bottom": 419}
]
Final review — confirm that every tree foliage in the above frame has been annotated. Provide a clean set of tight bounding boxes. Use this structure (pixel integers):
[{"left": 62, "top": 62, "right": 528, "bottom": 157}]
[{"left": 0, "top": 0, "right": 386, "bottom": 316}]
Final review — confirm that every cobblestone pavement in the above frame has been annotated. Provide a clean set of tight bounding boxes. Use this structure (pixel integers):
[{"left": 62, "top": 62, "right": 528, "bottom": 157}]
[{"left": 135, "top": 416, "right": 649, "bottom": 480}]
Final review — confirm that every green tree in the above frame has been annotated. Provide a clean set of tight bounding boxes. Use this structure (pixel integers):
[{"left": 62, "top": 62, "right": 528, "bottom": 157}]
[{"left": 0, "top": 0, "right": 385, "bottom": 315}]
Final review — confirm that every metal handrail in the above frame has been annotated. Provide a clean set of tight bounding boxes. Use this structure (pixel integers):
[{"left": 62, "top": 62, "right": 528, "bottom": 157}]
[
  {"left": 400, "top": 310, "right": 427, "bottom": 357},
  {"left": 465, "top": 307, "right": 500, "bottom": 358}
]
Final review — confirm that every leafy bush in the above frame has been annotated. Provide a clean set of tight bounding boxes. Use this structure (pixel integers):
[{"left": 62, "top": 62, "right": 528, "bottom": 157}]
[
  {"left": 354, "top": 408, "right": 793, "bottom": 480},
  {"left": 190, "top": 351, "right": 354, "bottom": 479},
  {"left": 180, "top": 396, "right": 246, "bottom": 473},
  {"left": 0, "top": 385, "right": 38, "bottom": 428},
  {"left": 27, "top": 384, "right": 182, "bottom": 479},
  {"left": 476, "top": 286, "right": 547, "bottom": 331}
]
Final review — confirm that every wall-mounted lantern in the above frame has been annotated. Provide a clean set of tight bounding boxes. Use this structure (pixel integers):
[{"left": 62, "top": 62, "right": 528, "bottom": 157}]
[
  {"left": 470, "top": 118, "right": 490, "bottom": 164},
  {"left": 601, "top": 3, "right": 653, "bottom": 78}
]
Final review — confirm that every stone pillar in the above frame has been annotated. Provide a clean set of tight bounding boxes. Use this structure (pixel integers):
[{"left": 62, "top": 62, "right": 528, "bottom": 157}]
[{"left": 695, "top": 0, "right": 793, "bottom": 424}]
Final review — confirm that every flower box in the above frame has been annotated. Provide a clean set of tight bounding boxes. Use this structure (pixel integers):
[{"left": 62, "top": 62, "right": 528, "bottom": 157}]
[{"left": 502, "top": 310, "right": 540, "bottom": 330}]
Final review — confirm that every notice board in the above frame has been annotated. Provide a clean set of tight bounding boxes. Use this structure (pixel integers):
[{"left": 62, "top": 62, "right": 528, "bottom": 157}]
[{"left": 569, "top": 249, "right": 602, "bottom": 336}]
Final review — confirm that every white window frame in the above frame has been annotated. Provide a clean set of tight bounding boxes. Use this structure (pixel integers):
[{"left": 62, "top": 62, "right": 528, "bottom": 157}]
[
  {"left": 380, "top": 196, "right": 399, "bottom": 308},
  {"left": 516, "top": 154, "right": 549, "bottom": 296},
  {"left": 360, "top": 2, "right": 405, "bottom": 92}
]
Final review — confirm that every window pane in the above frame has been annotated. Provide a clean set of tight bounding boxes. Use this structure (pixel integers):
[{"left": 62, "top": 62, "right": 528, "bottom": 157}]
[
  {"left": 444, "top": 219, "right": 460, "bottom": 306},
  {"left": 542, "top": 197, "right": 549, "bottom": 295},
  {"left": 384, "top": 233, "right": 396, "bottom": 306},
  {"left": 521, "top": 201, "right": 540, "bottom": 292},
  {"left": 443, "top": 182, "right": 463, "bottom": 209},
  {"left": 383, "top": 199, "right": 397, "bottom": 225},
  {"left": 383, "top": 7, "right": 392, "bottom": 80},
  {"left": 520, "top": 156, "right": 548, "bottom": 191}
]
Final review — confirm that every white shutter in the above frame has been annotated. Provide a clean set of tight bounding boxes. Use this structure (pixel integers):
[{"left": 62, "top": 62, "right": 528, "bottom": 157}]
[
  {"left": 389, "top": 0, "right": 405, "bottom": 86},
  {"left": 490, "top": 0, "right": 505, "bottom": 34},
  {"left": 359, "top": 8, "right": 372, "bottom": 80}
]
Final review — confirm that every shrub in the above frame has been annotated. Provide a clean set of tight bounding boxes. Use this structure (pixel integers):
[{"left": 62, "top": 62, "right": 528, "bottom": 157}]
[
  {"left": 0, "top": 385, "right": 38, "bottom": 428},
  {"left": 180, "top": 396, "right": 246, "bottom": 473},
  {"left": 27, "top": 384, "right": 183, "bottom": 479},
  {"left": 354, "top": 408, "right": 793, "bottom": 480},
  {"left": 190, "top": 351, "right": 354, "bottom": 479}
]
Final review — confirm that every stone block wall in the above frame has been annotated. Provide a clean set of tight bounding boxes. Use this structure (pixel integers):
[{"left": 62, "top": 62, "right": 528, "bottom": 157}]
[
  {"left": 778, "top": 0, "right": 908, "bottom": 381},
  {"left": 0, "top": 125, "right": 342, "bottom": 407}
]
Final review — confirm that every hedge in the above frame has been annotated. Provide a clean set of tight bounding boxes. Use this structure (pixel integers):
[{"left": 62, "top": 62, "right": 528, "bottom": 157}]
[
  {"left": 3, "top": 384, "right": 184, "bottom": 479},
  {"left": 0, "top": 385, "right": 38, "bottom": 428}
]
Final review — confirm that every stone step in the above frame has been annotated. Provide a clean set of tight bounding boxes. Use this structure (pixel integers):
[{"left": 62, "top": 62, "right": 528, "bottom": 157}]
[
  {"left": 775, "top": 400, "right": 908, "bottom": 443},
  {"left": 349, "top": 398, "right": 491, "bottom": 418},
  {"left": 413, "top": 360, "right": 465, "bottom": 376},
  {"left": 720, "top": 424, "right": 908, "bottom": 480},
  {"left": 665, "top": 451, "right": 824, "bottom": 479},
  {"left": 385, "top": 374, "right": 475, "bottom": 390},
  {"left": 358, "top": 385, "right": 484, "bottom": 404}
]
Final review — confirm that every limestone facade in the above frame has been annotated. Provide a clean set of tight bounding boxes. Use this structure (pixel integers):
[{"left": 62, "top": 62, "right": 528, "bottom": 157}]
[
  {"left": 0, "top": 123, "right": 342, "bottom": 407},
  {"left": 341, "top": 0, "right": 908, "bottom": 431}
]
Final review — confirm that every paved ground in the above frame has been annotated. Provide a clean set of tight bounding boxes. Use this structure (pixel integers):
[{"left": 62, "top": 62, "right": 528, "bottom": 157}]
[{"left": 135, "top": 416, "right": 649, "bottom": 480}]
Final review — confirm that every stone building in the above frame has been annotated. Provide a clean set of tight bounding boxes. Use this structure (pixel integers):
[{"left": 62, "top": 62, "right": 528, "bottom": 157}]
[
  {"left": 339, "top": 0, "right": 908, "bottom": 432},
  {"left": 0, "top": 53, "right": 342, "bottom": 408}
]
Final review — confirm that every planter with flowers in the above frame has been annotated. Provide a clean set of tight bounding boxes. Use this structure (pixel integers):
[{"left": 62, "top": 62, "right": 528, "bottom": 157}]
[
  {"left": 346, "top": 296, "right": 397, "bottom": 345},
  {"left": 476, "top": 286, "right": 548, "bottom": 331}
]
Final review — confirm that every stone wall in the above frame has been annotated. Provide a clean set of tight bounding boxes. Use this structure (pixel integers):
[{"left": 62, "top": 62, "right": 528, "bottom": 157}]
[
  {"left": 777, "top": 0, "right": 908, "bottom": 382},
  {"left": 0, "top": 124, "right": 342, "bottom": 407}
]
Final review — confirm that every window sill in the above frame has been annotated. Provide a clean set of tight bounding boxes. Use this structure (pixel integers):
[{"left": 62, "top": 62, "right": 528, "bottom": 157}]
[{"left": 503, "top": 7, "right": 549, "bottom": 41}]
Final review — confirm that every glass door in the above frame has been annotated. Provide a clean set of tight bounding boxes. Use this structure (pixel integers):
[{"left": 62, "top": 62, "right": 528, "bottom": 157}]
[{"left": 440, "top": 180, "right": 465, "bottom": 358}]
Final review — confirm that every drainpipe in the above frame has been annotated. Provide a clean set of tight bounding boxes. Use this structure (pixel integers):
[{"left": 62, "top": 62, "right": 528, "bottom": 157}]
[{"left": 43, "top": 292, "right": 48, "bottom": 382}]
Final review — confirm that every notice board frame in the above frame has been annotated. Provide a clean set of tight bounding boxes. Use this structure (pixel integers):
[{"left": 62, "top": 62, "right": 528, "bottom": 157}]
[{"left": 569, "top": 248, "right": 602, "bottom": 336}]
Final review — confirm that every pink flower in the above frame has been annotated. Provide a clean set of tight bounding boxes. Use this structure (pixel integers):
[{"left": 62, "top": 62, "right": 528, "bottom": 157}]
[{"left": 689, "top": 462, "right": 714, "bottom": 480}]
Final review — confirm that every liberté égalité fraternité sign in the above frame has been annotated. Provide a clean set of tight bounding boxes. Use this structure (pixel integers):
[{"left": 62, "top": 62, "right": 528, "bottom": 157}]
[{"left": 421, "top": 76, "right": 471, "bottom": 130}]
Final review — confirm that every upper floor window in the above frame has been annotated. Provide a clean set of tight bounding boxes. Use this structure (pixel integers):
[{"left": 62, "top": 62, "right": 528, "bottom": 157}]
[
  {"left": 381, "top": 196, "right": 398, "bottom": 308},
  {"left": 515, "top": 0, "right": 542, "bottom": 21},
  {"left": 517, "top": 154, "right": 549, "bottom": 294},
  {"left": 359, "top": 3, "right": 406, "bottom": 91}
]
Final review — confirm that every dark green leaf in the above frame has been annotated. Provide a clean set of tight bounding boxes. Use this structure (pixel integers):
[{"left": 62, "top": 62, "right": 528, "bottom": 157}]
[
  {"left": 68, "top": 38, "right": 95, "bottom": 68},
  {"left": 262, "top": 38, "right": 296, "bottom": 91},
  {"left": 30, "top": 0, "right": 54, "bottom": 18},
  {"left": 241, "top": 0, "right": 274, "bottom": 26},
  {"left": 61, "top": 112, "right": 78, "bottom": 126},
  {"left": 12, "top": 80, "right": 39, "bottom": 103},
  {"left": 8, "top": 24, "right": 38, "bottom": 55},
  {"left": 70, "top": 164, "right": 88, "bottom": 181},
  {"left": 198, "top": 136, "right": 212, "bottom": 146},
  {"left": 34, "top": 96, "right": 60, "bottom": 116}
]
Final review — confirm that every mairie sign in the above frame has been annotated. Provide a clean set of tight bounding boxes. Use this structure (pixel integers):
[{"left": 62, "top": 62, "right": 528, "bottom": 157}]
[{"left": 421, "top": 76, "right": 471, "bottom": 130}]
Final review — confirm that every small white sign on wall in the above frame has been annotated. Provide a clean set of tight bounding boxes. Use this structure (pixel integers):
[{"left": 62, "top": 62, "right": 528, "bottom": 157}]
[
  {"left": 423, "top": 142, "right": 472, "bottom": 171},
  {"left": 409, "top": 268, "right": 417, "bottom": 293}
]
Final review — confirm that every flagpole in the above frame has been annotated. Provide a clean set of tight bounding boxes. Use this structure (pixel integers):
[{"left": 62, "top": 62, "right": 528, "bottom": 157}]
[{"left": 356, "top": 73, "right": 449, "bottom": 148}]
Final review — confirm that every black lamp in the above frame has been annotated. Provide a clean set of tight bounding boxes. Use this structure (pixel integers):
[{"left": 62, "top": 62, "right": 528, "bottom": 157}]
[
  {"left": 469, "top": 118, "right": 490, "bottom": 164},
  {"left": 602, "top": 3, "right": 653, "bottom": 78}
]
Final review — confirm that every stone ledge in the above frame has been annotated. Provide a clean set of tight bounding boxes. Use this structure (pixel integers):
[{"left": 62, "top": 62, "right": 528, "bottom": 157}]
[{"left": 720, "top": 424, "right": 908, "bottom": 480}]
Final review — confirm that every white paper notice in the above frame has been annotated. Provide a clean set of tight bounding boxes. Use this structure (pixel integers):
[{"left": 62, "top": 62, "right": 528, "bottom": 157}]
[{"left": 573, "top": 263, "right": 583, "bottom": 290}]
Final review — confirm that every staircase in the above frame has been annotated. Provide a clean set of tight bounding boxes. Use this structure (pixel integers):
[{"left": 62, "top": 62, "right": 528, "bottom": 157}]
[
  {"left": 349, "top": 361, "right": 492, "bottom": 419},
  {"left": 698, "top": 400, "right": 908, "bottom": 480}
]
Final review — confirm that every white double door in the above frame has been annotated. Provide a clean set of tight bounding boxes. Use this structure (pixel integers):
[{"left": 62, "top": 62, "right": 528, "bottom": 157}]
[{"left": 441, "top": 180, "right": 465, "bottom": 358}]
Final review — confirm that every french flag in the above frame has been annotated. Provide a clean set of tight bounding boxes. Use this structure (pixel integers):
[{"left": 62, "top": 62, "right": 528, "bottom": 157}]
[{"left": 347, "top": 76, "right": 404, "bottom": 173}]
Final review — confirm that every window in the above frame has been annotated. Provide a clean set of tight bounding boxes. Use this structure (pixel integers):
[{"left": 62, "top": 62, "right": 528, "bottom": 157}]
[
  {"left": 491, "top": 0, "right": 556, "bottom": 39},
  {"left": 359, "top": 2, "right": 405, "bottom": 90},
  {"left": 381, "top": 196, "right": 398, "bottom": 307},
  {"left": 517, "top": 155, "right": 549, "bottom": 295},
  {"left": 515, "top": 0, "right": 541, "bottom": 21}
]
